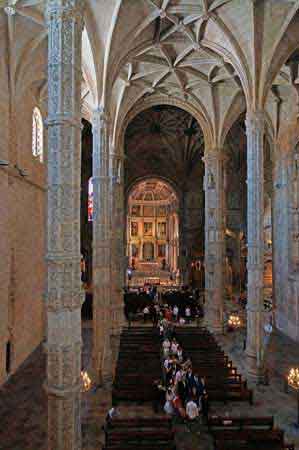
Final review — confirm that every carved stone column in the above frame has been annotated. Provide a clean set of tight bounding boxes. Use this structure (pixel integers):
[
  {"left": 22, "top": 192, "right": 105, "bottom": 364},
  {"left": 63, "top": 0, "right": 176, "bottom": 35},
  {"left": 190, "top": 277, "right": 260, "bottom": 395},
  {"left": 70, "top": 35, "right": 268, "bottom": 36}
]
[
  {"left": 45, "top": 1, "right": 84, "bottom": 449},
  {"left": 203, "top": 148, "right": 226, "bottom": 333},
  {"left": 272, "top": 151, "right": 288, "bottom": 328},
  {"left": 110, "top": 147, "right": 125, "bottom": 335},
  {"left": 245, "top": 111, "right": 265, "bottom": 377},
  {"left": 288, "top": 149, "right": 299, "bottom": 341},
  {"left": 179, "top": 190, "right": 188, "bottom": 285},
  {"left": 92, "top": 108, "right": 112, "bottom": 384}
]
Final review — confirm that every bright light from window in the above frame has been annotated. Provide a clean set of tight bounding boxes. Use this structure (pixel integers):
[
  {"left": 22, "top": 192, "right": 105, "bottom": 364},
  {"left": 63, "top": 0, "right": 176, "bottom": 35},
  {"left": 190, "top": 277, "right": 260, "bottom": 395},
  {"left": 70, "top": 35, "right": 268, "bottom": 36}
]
[
  {"left": 32, "top": 107, "right": 43, "bottom": 162},
  {"left": 88, "top": 177, "right": 93, "bottom": 221}
]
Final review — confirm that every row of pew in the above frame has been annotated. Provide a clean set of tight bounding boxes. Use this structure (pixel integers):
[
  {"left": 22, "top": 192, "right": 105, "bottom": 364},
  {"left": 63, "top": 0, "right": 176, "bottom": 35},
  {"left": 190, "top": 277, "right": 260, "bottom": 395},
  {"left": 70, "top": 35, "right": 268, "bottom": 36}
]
[
  {"left": 208, "top": 416, "right": 294, "bottom": 450},
  {"left": 175, "top": 327, "right": 253, "bottom": 404},
  {"left": 112, "top": 327, "right": 161, "bottom": 403},
  {"left": 106, "top": 327, "right": 176, "bottom": 449},
  {"left": 174, "top": 326, "right": 293, "bottom": 450},
  {"left": 108, "top": 325, "right": 294, "bottom": 450},
  {"left": 103, "top": 416, "right": 175, "bottom": 450}
]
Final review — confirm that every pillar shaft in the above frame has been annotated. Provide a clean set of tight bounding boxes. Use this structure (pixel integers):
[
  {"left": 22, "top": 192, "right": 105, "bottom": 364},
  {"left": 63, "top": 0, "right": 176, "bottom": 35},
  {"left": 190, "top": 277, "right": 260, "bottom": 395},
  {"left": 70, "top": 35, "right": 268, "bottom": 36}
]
[
  {"left": 179, "top": 192, "right": 188, "bottom": 285},
  {"left": 245, "top": 110, "right": 265, "bottom": 376},
  {"left": 92, "top": 109, "right": 112, "bottom": 384},
  {"left": 291, "top": 153, "right": 299, "bottom": 272},
  {"left": 204, "top": 148, "right": 226, "bottom": 333},
  {"left": 45, "top": 1, "right": 84, "bottom": 449},
  {"left": 110, "top": 149, "right": 125, "bottom": 334}
]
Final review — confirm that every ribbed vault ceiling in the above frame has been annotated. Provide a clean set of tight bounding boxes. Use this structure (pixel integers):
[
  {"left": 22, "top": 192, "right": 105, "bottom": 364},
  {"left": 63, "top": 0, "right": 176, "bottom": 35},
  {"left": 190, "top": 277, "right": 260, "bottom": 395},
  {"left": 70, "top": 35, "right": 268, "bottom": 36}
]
[{"left": 125, "top": 105, "right": 204, "bottom": 189}]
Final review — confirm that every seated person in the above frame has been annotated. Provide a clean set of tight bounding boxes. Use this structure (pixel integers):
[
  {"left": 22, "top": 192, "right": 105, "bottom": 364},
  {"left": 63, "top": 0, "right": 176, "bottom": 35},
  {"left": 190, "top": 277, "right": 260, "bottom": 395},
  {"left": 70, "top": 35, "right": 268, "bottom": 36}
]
[
  {"left": 162, "top": 338, "right": 171, "bottom": 357},
  {"left": 177, "top": 345, "right": 183, "bottom": 362},
  {"left": 164, "top": 387, "right": 175, "bottom": 415},
  {"left": 158, "top": 321, "right": 164, "bottom": 336},
  {"left": 177, "top": 379, "right": 188, "bottom": 405},
  {"left": 102, "top": 407, "right": 119, "bottom": 432},
  {"left": 182, "top": 358, "right": 192, "bottom": 371},
  {"left": 185, "top": 306, "right": 191, "bottom": 323},
  {"left": 173, "top": 393, "right": 186, "bottom": 419},
  {"left": 179, "top": 317, "right": 186, "bottom": 325},
  {"left": 185, "top": 366, "right": 195, "bottom": 391},
  {"left": 174, "top": 366, "right": 183, "bottom": 385},
  {"left": 186, "top": 398, "right": 200, "bottom": 429},
  {"left": 152, "top": 379, "right": 166, "bottom": 413},
  {"left": 173, "top": 305, "right": 179, "bottom": 321},
  {"left": 165, "top": 307, "right": 172, "bottom": 322},
  {"left": 193, "top": 374, "right": 208, "bottom": 418},
  {"left": 164, "top": 356, "right": 176, "bottom": 384},
  {"left": 193, "top": 373, "right": 206, "bottom": 396},
  {"left": 143, "top": 305, "right": 150, "bottom": 322},
  {"left": 170, "top": 337, "right": 179, "bottom": 355}
]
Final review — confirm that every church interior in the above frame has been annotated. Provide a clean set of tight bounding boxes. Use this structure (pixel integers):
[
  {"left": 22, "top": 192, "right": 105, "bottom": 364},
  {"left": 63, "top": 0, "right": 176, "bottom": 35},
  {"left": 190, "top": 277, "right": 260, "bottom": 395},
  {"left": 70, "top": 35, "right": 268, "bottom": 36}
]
[{"left": 1, "top": 1, "right": 299, "bottom": 449}]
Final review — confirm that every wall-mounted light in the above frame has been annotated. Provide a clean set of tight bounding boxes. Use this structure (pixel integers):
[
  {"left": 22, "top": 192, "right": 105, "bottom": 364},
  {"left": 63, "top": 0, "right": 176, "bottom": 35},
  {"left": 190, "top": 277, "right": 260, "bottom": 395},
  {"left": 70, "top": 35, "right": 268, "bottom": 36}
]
[
  {"left": 0, "top": 160, "right": 9, "bottom": 166},
  {"left": 14, "top": 165, "right": 28, "bottom": 177}
]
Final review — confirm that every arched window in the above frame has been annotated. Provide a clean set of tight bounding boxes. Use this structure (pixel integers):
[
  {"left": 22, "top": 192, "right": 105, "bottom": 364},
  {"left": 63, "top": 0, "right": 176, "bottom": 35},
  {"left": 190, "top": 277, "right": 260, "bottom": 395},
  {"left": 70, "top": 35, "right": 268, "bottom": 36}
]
[
  {"left": 32, "top": 107, "right": 43, "bottom": 162},
  {"left": 88, "top": 177, "right": 93, "bottom": 221}
]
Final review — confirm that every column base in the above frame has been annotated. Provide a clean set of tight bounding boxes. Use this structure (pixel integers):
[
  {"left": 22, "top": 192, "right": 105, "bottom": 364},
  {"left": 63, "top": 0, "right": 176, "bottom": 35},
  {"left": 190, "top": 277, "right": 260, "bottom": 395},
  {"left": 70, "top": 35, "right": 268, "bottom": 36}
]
[
  {"left": 102, "top": 372, "right": 113, "bottom": 387},
  {"left": 91, "top": 350, "right": 113, "bottom": 387},
  {"left": 204, "top": 314, "right": 224, "bottom": 335},
  {"left": 111, "top": 311, "right": 125, "bottom": 336},
  {"left": 245, "top": 350, "right": 264, "bottom": 383},
  {"left": 207, "top": 323, "right": 224, "bottom": 335}
]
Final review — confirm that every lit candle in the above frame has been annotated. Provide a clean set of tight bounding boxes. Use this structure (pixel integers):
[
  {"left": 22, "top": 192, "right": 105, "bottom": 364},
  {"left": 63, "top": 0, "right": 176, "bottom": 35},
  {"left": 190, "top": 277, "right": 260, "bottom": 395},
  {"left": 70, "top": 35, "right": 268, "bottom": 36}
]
[{"left": 81, "top": 370, "right": 92, "bottom": 392}]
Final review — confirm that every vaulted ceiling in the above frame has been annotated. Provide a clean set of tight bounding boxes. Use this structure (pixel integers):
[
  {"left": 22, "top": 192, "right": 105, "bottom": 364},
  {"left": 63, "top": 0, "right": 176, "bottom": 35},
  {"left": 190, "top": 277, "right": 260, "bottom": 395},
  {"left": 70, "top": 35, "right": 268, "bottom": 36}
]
[
  {"left": 1, "top": 0, "right": 299, "bottom": 149},
  {"left": 124, "top": 105, "right": 204, "bottom": 190}
]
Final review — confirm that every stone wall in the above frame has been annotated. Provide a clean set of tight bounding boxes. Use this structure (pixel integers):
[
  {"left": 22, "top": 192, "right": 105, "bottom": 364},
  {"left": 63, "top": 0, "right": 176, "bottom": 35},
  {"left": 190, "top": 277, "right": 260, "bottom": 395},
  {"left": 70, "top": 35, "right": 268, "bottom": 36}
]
[{"left": 0, "top": 88, "right": 46, "bottom": 385}]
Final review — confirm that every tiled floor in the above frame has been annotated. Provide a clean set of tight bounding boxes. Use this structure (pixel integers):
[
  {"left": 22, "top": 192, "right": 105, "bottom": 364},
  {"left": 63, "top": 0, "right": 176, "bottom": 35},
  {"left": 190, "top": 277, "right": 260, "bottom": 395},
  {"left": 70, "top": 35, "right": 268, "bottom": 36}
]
[{"left": 0, "top": 317, "right": 299, "bottom": 449}]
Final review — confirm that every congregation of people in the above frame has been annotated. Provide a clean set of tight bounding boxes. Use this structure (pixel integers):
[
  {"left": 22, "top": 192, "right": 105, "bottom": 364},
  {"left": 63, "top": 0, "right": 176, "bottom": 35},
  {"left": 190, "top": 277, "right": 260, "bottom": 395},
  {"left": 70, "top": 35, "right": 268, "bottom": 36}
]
[
  {"left": 152, "top": 313, "right": 208, "bottom": 433},
  {"left": 124, "top": 285, "right": 204, "bottom": 326}
]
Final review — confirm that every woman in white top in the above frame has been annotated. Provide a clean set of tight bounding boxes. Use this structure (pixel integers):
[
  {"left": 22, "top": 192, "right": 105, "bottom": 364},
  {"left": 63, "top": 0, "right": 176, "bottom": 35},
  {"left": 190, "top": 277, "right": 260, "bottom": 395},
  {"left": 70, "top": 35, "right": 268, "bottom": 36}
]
[
  {"left": 185, "top": 306, "right": 191, "bottom": 323},
  {"left": 173, "top": 305, "right": 179, "bottom": 321},
  {"left": 177, "top": 345, "right": 183, "bottom": 362},
  {"left": 171, "top": 338, "right": 179, "bottom": 355},
  {"left": 164, "top": 388, "right": 175, "bottom": 415},
  {"left": 186, "top": 399, "right": 199, "bottom": 420},
  {"left": 143, "top": 306, "right": 150, "bottom": 323},
  {"left": 162, "top": 338, "right": 171, "bottom": 357},
  {"left": 175, "top": 368, "right": 183, "bottom": 384}
]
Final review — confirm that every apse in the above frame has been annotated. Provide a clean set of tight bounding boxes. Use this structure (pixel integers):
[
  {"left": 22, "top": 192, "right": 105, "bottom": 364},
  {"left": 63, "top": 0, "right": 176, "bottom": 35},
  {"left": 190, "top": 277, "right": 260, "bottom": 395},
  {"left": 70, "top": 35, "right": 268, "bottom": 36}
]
[{"left": 124, "top": 105, "right": 205, "bottom": 285}]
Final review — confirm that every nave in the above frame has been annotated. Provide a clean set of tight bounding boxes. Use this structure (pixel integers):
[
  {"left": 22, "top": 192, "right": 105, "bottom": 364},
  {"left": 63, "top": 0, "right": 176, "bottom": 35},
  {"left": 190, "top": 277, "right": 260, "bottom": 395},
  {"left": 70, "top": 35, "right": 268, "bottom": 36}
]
[{"left": 1, "top": 317, "right": 298, "bottom": 450}]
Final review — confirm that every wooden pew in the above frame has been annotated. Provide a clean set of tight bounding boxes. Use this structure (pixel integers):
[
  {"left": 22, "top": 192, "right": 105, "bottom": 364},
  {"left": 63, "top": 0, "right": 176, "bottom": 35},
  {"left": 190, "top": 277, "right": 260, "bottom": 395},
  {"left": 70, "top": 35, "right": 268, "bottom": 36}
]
[{"left": 208, "top": 416, "right": 274, "bottom": 430}]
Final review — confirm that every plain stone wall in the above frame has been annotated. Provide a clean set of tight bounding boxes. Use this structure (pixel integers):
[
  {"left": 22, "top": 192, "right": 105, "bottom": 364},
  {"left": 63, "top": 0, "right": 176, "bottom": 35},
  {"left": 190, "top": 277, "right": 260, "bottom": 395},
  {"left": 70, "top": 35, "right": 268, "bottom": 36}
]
[
  {"left": 0, "top": 118, "right": 10, "bottom": 384},
  {"left": 0, "top": 86, "right": 46, "bottom": 385}
]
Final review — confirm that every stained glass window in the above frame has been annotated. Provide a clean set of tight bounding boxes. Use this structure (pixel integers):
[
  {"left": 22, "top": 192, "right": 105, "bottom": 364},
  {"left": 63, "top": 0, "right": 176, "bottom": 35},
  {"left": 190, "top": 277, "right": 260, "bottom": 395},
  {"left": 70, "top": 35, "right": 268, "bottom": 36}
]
[
  {"left": 88, "top": 177, "right": 93, "bottom": 221},
  {"left": 32, "top": 107, "right": 43, "bottom": 162}
]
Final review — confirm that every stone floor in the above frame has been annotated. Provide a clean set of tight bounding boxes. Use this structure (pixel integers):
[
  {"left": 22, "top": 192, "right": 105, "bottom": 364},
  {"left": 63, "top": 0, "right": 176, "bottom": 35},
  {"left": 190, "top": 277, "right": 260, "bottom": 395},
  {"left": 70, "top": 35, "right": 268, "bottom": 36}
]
[{"left": 0, "top": 317, "right": 299, "bottom": 449}]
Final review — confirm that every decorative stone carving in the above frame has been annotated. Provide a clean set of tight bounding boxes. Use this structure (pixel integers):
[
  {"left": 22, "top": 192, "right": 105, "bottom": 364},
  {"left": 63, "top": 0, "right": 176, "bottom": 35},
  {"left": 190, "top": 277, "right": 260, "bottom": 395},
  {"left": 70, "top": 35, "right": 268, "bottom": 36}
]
[
  {"left": 110, "top": 147, "right": 125, "bottom": 334},
  {"left": 45, "top": 1, "right": 85, "bottom": 448},
  {"left": 92, "top": 108, "right": 112, "bottom": 383},
  {"left": 203, "top": 148, "right": 226, "bottom": 333},
  {"left": 245, "top": 110, "right": 265, "bottom": 378}
]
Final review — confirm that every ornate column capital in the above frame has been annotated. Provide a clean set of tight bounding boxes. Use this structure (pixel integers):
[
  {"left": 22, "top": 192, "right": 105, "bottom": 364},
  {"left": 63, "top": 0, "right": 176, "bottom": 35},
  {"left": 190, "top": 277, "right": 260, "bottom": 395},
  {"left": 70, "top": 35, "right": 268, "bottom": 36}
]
[
  {"left": 92, "top": 107, "right": 110, "bottom": 130},
  {"left": 245, "top": 110, "right": 265, "bottom": 134},
  {"left": 202, "top": 147, "right": 227, "bottom": 164},
  {"left": 46, "top": 0, "right": 85, "bottom": 25}
]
